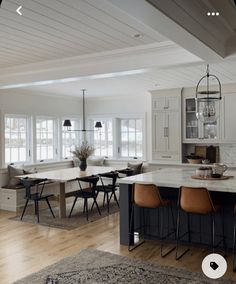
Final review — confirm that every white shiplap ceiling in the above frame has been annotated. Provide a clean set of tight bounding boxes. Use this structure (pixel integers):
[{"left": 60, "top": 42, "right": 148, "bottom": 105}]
[
  {"left": 1, "top": 0, "right": 236, "bottom": 98},
  {"left": 0, "top": 0, "right": 167, "bottom": 68}
]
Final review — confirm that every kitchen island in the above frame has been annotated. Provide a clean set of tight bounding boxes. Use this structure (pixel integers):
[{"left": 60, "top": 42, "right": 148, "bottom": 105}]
[{"left": 119, "top": 167, "right": 236, "bottom": 248}]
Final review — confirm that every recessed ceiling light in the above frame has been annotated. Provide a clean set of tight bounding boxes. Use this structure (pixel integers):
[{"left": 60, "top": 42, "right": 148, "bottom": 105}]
[{"left": 133, "top": 33, "right": 143, "bottom": 38}]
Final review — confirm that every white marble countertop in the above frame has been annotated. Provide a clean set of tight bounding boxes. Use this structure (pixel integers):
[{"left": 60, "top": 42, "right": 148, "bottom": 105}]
[{"left": 119, "top": 167, "right": 236, "bottom": 193}]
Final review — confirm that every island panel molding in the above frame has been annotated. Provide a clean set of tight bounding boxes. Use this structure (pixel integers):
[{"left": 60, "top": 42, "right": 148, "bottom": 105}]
[{"left": 119, "top": 167, "right": 236, "bottom": 247}]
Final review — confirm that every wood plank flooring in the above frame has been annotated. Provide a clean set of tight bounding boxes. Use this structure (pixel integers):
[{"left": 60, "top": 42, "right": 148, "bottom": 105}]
[{"left": 0, "top": 210, "right": 235, "bottom": 283}]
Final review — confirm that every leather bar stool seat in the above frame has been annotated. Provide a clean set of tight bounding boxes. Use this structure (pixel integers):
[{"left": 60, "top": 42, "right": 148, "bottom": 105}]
[
  {"left": 134, "top": 183, "right": 170, "bottom": 208},
  {"left": 179, "top": 186, "right": 221, "bottom": 214},
  {"left": 176, "top": 186, "right": 225, "bottom": 260},
  {"left": 129, "top": 183, "right": 176, "bottom": 257}
]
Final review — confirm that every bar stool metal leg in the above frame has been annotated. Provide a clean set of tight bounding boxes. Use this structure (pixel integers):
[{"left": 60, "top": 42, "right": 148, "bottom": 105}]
[
  {"left": 175, "top": 209, "right": 190, "bottom": 260},
  {"left": 160, "top": 205, "right": 176, "bottom": 257},
  {"left": 128, "top": 204, "right": 144, "bottom": 251}
]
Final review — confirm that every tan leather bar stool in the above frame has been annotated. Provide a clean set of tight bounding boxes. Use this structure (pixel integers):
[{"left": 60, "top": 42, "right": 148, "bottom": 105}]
[
  {"left": 129, "top": 183, "right": 176, "bottom": 257},
  {"left": 176, "top": 186, "right": 226, "bottom": 260}
]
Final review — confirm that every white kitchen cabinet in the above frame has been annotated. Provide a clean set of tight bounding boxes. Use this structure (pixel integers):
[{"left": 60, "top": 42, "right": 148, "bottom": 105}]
[
  {"left": 221, "top": 93, "right": 236, "bottom": 142},
  {"left": 152, "top": 95, "right": 179, "bottom": 112},
  {"left": 167, "top": 111, "right": 181, "bottom": 153},
  {"left": 152, "top": 94, "right": 181, "bottom": 162},
  {"left": 153, "top": 111, "right": 166, "bottom": 153},
  {"left": 183, "top": 96, "right": 221, "bottom": 143}
]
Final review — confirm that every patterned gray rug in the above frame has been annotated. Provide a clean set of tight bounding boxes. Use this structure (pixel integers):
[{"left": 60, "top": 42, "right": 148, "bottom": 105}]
[
  {"left": 14, "top": 249, "right": 234, "bottom": 284},
  {"left": 10, "top": 195, "right": 119, "bottom": 230}
]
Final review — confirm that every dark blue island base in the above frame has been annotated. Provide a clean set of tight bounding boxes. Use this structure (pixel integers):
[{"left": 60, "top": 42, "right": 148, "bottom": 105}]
[{"left": 120, "top": 184, "right": 236, "bottom": 250}]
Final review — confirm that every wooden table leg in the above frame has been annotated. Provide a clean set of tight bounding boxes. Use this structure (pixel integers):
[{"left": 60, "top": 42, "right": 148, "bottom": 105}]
[{"left": 59, "top": 182, "right": 66, "bottom": 218}]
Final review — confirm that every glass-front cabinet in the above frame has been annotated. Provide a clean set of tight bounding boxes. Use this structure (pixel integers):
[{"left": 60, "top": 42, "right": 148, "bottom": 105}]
[
  {"left": 184, "top": 97, "right": 220, "bottom": 142},
  {"left": 185, "top": 98, "right": 198, "bottom": 139}
]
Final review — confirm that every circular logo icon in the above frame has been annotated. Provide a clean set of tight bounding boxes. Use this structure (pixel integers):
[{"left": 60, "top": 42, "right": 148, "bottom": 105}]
[{"left": 202, "top": 253, "right": 227, "bottom": 279}]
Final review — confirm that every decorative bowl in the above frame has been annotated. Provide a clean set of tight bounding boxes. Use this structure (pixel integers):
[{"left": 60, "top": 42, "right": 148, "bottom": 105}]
[{"left": 187, "top": 158, "right": 202, "bottom": 164}]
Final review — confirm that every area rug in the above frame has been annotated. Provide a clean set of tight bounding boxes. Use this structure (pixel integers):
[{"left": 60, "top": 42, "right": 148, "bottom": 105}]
[
  {"left": 14, "top": 248, "right": 233, "bottom": 284},
  {"left": 10, "top": 195, "right": 119, "bottom": 230}
]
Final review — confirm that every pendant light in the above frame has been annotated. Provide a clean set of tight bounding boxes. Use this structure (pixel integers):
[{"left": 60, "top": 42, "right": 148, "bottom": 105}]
[
  {"left": 196, "top": 65, "right": 222, "bottom": 123},
  {"left": 63, "top": 89, "right": 102, "bottom": 131}
]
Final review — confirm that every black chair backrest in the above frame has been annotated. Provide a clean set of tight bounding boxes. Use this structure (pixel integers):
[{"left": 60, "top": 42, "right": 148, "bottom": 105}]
[
  {"left": 77, "top": 175, "right": 99, "bottom": 196},
  {"left": 21, "top": 178, "right": 47, "bottom": 199},
  {"left": 99, "top": 171, "right": 119, "bottom": 188}
]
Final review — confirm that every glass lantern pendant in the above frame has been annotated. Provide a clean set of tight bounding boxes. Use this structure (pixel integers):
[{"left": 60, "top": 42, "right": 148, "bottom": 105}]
[{"left": 195, "top": 65, "right": 222, "bottom": 123}]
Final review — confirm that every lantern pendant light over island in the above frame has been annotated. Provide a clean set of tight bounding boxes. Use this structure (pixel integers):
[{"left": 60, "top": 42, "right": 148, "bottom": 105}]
[{"left": 195, "top": 65, "right": 222, "bottom": 123}]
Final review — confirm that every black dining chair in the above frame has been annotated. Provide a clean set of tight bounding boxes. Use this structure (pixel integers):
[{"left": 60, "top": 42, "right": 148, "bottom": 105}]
[
  {"left": 69, "top": 175, "right": 101, "bottom": 220},
  {"left": 20, "top": 178, "right": 55, "bottom": 223},
  {"left": 93, "top": 171, "right": 119, "bottom": 213}
]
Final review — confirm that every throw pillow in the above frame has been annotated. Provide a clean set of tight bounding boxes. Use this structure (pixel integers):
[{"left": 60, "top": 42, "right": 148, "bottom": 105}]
[
  {"left": 23, "top": 168, "right": 37, "bottom": 175},
  {"left": 7, "top": 165, "right": 24, "bottom": 187},
  {"left": 127, "top": 162, "right": 143, "bottom": 175},
  {"left": 88, "top": 157, "right": 105, "bottom": 166}
]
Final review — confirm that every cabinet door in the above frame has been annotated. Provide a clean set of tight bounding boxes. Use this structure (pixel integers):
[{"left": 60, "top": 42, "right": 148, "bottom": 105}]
[
  {"left": 222, "top": 94, "right": 236, "bottom": 141},
  {"left": 152, "top": 97, "right": 166, "bottom": 111},
  {"left": 167, "top": 111, "right": 180, "bottom": 153},
  {"left": 185, "top": 98, "right": 199, "bottom": 140},
  {"left": 153, "top": 112, "right": 166, "bottom": 152},
  {"left": 166, "top": 96, "right": 180, "bottom": 111}
]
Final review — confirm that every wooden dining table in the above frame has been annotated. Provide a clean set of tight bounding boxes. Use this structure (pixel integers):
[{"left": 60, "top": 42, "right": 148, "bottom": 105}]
[{"left": 19, "top": 166, "right": 116, "bottom": 218}]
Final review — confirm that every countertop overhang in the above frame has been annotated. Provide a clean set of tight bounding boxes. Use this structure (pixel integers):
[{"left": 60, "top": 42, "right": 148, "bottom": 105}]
[{"left": 119, "top": 167, "right": 236, "bottom": 193}]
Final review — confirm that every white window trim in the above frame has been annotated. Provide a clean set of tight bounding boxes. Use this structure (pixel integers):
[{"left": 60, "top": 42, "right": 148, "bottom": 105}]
[
  {"left": 3, "top": 113, "right": 31, "bottom": 166},
  {"left": 89, "top": 118, "right": 114, "bottom": 158},
  {"left": 0, "top": 112, "right": 146, "bottom": 167},
  {"left": 88, "top": 113, "right": 146, "bottom": 161},
  {"left": 117, "top": 116, "right": 146, "bottom": 160},
  {"left": 35, "top": 116, "right": 58, "bottom": 163},
  {"left": 61, "top": 116, "right": 81, "bottom": 159}
]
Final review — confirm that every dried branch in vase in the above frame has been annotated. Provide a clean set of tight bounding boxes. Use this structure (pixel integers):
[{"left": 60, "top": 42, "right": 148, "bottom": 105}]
[{"left": 71, "top": 141, "right": 94, "bottom": 161}]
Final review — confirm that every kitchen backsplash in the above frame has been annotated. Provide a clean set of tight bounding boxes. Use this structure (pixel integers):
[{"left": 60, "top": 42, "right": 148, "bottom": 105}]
[{"left": 220, "top": 144, "right": 236, "bottom": 165}]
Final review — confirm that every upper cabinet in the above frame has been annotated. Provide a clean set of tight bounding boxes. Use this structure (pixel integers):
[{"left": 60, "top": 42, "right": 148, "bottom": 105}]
[
  {"left": 220, "top": 93, "right": 236, "bottom": 142},
  {"left": 152, "top": 91, "right": 182, "bottom": 163},
  {"left": 183, "top": 96, "right": 221, "bottom": 143},
  {"left": 152, "top": 95, "right": 179, "bottom": 112}
]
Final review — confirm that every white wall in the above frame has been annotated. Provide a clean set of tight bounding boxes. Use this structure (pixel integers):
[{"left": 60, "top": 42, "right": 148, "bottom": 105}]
[{"left": 0, "top": 90, "right": 81, "bottom": 116}]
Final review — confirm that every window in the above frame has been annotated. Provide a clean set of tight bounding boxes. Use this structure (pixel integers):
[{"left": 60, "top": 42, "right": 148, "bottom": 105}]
[
  {"left": 120, "top": 119, "right": 143, "bottom": 158},
  {"left": 36, "top": 118, "right": 56, "bottom": 161},
  {"left": 62, "top": 119, "right": 80, "bottom": 158},
  {"left": 4, "top": 115, "right": 30, "bottom": 164},
  {"left": 93, "top": 120, "right": 113, "bottom": 157}
]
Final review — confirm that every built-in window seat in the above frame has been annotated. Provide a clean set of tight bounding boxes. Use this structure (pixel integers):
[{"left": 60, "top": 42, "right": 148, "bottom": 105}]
[{"left": 0, "top": 159, "right": 154, "bottom": 212}]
